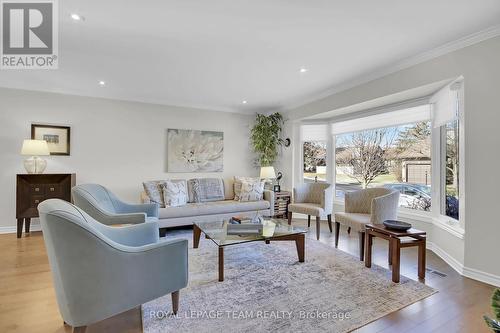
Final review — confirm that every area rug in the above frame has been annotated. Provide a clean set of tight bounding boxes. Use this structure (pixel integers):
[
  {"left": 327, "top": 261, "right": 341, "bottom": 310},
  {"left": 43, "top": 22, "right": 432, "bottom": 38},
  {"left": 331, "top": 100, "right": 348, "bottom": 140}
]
[{"left": 142, "top": 231, "right": 436, "bottom": 333}]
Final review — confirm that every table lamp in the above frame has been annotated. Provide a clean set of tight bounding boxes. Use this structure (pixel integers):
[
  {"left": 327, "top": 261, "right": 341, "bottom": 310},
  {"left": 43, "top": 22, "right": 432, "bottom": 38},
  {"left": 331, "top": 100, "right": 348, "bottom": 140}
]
[
  {"left": 21, "top": 139, "right": 50, "bottom": 174},
  {"left": 260, "top": 166, "right": 276, "bottom": 190}
]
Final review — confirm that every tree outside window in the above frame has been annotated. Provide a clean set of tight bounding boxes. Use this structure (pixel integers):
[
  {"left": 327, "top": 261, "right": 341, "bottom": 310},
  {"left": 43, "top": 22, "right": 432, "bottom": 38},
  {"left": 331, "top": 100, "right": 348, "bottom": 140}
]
[{"left": 335, "top": 122, "right": 432, "bottom": 212}]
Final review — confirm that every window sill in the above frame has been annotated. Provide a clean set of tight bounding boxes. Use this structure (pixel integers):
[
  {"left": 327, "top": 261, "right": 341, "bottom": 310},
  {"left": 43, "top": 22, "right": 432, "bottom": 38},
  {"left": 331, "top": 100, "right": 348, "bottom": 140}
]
[
  {"left": 432, "top": 217, "right": 465, "bottom": 239},
  {"left": 333, "top": 200, "right": 465, "bottom": 239},
  {"left": 334, "top": 200, "right": 433, "bottom": 224}
]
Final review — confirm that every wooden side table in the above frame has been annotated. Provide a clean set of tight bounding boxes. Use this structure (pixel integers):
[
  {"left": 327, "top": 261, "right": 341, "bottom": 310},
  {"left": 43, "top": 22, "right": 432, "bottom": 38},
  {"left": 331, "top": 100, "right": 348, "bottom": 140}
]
[
  {"left": 16, "top": 174, "right": 76, "bottom": 238},
  {"left": 273, "top": 191, "right": 291, "bottom": 218},
  {"left": 364, "top": 223, "right": 426, "bottom": 283}
]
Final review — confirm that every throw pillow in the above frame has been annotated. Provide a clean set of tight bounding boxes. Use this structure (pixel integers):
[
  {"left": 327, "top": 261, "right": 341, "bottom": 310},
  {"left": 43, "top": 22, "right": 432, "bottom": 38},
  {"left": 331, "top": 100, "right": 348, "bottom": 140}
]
[
  {"left": 233, "top": 176, "right": 260, "bottom": 201},
  {"left": 161, "top": 180, "right": 188, "bottom": 207},
  {"left": 142, "top": 181, "right": 165, "bottom": 207},
  {"left": 239, "top": 180, "right": 265, "bottom": 202},
  {"left": 187, "top": 178, "right": 225, "bottom": 203}
]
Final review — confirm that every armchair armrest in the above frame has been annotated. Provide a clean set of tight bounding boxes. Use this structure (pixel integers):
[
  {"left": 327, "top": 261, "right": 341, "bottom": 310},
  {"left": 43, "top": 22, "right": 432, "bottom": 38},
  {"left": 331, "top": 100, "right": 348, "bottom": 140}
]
[
  {"left": 95, "top": 221, "right": 160, "bottom": 246},
  {"left": 370, "top": 191, "right": 400, "bottom": 224},
  {"left": 96, "top": 211, "right": 148, "bottom": 225},
  {"left": 320, "top": 185, "right": 334, "bottom": 215},
  {"left": 119, "top": 201, "right": 159, "bottom": 218},
  {"left": 111, "top": 238, "right": 189, "bottom": 296},
  {"left": 263, "top": 190, "right": 275, "bottom": 216}
]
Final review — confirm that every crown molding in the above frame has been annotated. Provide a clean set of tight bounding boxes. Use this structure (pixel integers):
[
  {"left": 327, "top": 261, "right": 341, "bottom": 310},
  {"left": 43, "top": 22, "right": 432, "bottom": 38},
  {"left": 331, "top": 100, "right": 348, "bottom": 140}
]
[{"left": 283, "top": 24, "right": 500, "bottom": 112}]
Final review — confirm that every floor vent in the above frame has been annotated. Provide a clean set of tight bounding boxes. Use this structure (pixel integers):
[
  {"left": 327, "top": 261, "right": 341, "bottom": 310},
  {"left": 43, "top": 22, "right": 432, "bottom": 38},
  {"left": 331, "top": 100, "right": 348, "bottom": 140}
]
[
  {"left": 425, "top": 267, "right": 447, "bottom": 277},
  {"left": 431, "top": 270, "right": 447, "bottom": 278}
]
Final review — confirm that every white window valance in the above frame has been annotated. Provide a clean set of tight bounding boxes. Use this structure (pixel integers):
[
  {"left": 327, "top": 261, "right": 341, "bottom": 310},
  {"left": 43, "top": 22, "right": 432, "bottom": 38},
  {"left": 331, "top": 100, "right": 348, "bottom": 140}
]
[
  {"left": 430, "top": 81, "right": 462, "bottom": 128},
  {"left": 301, "top": 124, "right": 328, "bottom": 141},
  {"left": 330, "top": 104, "right": 431, "bottom": 135}
]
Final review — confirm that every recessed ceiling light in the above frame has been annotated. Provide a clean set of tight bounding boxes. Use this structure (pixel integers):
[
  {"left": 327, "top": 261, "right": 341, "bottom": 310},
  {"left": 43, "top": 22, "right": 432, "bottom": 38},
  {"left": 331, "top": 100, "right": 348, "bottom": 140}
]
[
  {"left": 242, "top": 100, "right": 248, "bottom": 104},
  {"left": 299, "top": 68, "right": 308, "bottom": 73},
  {"left": 98, "top": 80, "right": 106, "bottom": 87},
  {"left": 71, "top": 13, "right": 84, "bottom": 21}
]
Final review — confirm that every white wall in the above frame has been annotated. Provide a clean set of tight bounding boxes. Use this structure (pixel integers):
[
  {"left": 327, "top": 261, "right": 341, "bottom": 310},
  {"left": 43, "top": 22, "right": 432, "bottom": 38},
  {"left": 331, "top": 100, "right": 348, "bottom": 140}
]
[
  {"left": 0, "top": 88, "right": 257, "bottom": 230},
  {"left": 283, "top": 36, "right": 500, "bottom": 284}
]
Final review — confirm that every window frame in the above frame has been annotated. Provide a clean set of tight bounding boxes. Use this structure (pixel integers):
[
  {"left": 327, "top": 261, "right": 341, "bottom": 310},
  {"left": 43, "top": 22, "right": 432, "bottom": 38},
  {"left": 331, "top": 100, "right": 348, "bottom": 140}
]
[{"left": 302, "top": 140, "right": 328, "bottom": 183}]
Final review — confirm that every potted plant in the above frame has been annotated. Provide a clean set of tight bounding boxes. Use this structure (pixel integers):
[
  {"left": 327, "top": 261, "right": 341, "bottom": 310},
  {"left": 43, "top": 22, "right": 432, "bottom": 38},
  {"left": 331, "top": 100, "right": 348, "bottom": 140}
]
[
  {"left": 250, "top": 112, "right": 285, "bottom": 166},
  {"left": 484, "top": 288, "right": 500, "bottom": 332}
]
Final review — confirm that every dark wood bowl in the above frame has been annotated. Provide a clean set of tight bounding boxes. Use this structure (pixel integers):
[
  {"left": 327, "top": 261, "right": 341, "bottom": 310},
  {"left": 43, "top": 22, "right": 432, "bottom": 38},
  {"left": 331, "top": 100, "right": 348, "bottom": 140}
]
[{"left": 383, "top": 220, "right": 412, "bottom": 231}]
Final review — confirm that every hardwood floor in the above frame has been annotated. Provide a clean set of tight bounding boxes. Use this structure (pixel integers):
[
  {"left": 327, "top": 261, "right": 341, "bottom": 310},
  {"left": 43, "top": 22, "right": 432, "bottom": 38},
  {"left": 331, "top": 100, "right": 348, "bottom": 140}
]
[{"left": 0, "top": 219, "right": 495, "bottom": 333}]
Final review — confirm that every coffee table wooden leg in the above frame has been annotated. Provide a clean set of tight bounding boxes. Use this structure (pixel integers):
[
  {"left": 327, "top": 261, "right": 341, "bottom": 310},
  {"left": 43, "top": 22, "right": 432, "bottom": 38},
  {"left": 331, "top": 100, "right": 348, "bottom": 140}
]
[
  {"left": 365, "top": 231, "right": 372, "bottom": 268},
  {"left": 218, "top": 246, "right": 224, "bottom": 282},
  {"left": 391, "top": 237, "right": 401, "bottom": 283},
  {"left": 418, "top": 239, "right": 426, "bottom": 280},
  {"left": 295, "top": 234, "right": 305, "bottom": 262},
  {"left": 315, "top": 216, "right": 320, "bottom": 240},
  {"left": 193, "top": 225, "right": 201, "bottom": 249},
  {"left": 388, "top": 240, "right": 393, "bottom": 265}
]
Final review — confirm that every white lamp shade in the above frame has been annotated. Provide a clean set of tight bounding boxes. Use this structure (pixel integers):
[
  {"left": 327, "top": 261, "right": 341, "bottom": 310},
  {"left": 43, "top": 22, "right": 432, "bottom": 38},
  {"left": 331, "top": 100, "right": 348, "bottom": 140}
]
[
  {"left": 21, "top": 140, "right": 50, "bottom": 156},
  {"left": 260, "top": 166, "right": 276, "bottom": 179}
]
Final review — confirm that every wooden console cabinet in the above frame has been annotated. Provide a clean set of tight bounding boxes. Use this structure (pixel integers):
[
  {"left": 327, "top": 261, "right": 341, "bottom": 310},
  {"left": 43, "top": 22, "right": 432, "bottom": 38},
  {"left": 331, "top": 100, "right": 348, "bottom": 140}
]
[{"left": 16, "top": 174, "right": 76, "bottom": 238}]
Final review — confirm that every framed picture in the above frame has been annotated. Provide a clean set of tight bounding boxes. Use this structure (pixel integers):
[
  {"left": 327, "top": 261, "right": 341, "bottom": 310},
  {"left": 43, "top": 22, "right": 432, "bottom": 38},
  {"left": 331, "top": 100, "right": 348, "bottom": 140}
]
[
  {"left": 273, "top": 185, "right": 281, "bottom": 192},
  {"left": 167, "top": 128, "right": 223, "bottom": 172},
  {"left": 31, "top": 124, "right": 71, "bottom": 156}
]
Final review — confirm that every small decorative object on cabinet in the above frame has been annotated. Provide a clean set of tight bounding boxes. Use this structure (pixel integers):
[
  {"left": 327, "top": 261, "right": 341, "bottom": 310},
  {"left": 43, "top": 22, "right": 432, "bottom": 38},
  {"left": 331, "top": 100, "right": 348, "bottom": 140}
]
[
  {"left": 273, "top": 191, "right": 291, "bottom": 218},
  {"left": 16, "top": 173, "right": 76, "bottom": 238}
]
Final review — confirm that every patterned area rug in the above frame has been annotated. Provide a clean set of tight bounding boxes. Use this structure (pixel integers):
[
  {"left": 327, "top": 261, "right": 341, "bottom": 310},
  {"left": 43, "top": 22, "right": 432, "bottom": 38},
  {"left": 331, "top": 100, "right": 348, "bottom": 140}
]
[{"left": 142, "top": 231, "right": 436, "bottom": 333}]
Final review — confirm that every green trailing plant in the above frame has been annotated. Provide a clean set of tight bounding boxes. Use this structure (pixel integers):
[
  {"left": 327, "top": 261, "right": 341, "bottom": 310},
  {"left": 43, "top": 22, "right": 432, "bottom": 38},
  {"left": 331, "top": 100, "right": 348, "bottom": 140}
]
[
  {"left": 250, "top": 112, "right": 285, "bottom": 166},
  {"left": 484, "top": 288, "right": 500, "bottom": 333}
]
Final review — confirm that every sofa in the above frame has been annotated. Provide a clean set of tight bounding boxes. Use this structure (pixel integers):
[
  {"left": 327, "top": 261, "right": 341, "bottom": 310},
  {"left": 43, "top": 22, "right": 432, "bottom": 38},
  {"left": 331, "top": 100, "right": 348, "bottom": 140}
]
[{"left": 141, "top": 177, "right": 274, "bottom": 228}]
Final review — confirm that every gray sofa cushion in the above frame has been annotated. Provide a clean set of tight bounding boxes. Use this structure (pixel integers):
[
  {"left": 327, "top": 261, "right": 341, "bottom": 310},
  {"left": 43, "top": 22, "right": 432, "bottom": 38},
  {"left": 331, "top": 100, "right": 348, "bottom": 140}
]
[
  {"left": 233, "top": 176, "right": 260, "bottom": 201},
  {"left": 158, "top": 200, "right": 270, "bottom": 219},
  {"left": 143, "top": 181, "right": 164, "bottom": 207},
  {"left": 187, "top": 178, "right": 225, "bottom": 202}
]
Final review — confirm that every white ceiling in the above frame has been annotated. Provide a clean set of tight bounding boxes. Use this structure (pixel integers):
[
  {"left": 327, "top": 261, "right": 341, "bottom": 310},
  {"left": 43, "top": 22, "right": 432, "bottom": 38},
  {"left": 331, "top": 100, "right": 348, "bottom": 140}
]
[{"left": 1, "top": 0, "right": 499, "bottom": 114}]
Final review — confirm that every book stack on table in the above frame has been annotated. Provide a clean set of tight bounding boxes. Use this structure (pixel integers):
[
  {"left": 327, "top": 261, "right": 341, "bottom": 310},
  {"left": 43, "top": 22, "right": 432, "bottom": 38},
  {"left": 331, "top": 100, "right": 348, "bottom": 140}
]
[{"left": 227, "top": 216, "right": 263, "bottom": 235}]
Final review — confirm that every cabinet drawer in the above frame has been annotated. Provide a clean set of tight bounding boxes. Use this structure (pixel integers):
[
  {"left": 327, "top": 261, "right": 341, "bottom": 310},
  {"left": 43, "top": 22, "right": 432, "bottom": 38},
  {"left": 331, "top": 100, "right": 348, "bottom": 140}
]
[
  {"left": 29, "top": 184, "right": 45, "bottom": 195},
  {"left": 45, "top": 184, "right": 63, "bottom": 197},
  {"left": 30, "top": 195, "right": 45, "bottom": 208}
]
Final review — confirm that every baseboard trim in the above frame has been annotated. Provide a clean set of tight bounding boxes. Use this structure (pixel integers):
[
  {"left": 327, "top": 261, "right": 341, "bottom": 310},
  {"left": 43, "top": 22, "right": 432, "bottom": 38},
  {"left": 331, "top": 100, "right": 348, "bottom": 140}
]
[
  {"left": 426, "top": 241, "right": 464, "bottom": 275},
  {"left": 0, "top": 224, "right": 42, "bottom": 234},
  {"left": 463, "top": 267, "right": 500, "bottom": 288},
  {"left": 427, "top": 241, "right": 500, "bottom": 287}
]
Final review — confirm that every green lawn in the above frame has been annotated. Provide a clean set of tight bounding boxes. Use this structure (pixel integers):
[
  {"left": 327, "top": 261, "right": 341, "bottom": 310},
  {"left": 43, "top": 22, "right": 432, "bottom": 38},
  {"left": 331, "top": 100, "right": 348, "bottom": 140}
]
[
  {"left": 305, "top": 172, "right": 398, "bottom": 186},
  {"left": 336, "top": 173, "right": 398, "bottom": 185}
]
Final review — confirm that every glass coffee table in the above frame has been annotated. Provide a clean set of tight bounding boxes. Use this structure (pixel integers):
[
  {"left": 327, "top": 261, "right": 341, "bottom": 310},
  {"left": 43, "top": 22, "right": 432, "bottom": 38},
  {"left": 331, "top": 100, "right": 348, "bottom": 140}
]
[{"left": 193, "top": 219, "right": 308, "bottom": 281}]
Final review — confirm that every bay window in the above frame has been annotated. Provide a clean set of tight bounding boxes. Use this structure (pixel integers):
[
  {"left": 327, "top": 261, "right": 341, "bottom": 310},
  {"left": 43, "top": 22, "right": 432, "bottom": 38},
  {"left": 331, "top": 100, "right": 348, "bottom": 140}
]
[{"left": 298, "top": 77, "right": 463, "bottom": 225}]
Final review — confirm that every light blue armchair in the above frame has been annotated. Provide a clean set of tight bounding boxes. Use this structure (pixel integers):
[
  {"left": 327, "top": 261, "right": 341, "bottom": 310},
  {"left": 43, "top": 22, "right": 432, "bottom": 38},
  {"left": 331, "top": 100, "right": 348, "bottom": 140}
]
[
  {"left": 72, "top": 183, "right": 159, "bottom": 225},
  {"left": 38, "top": 199, "right": 188, "bottom": 333}
]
